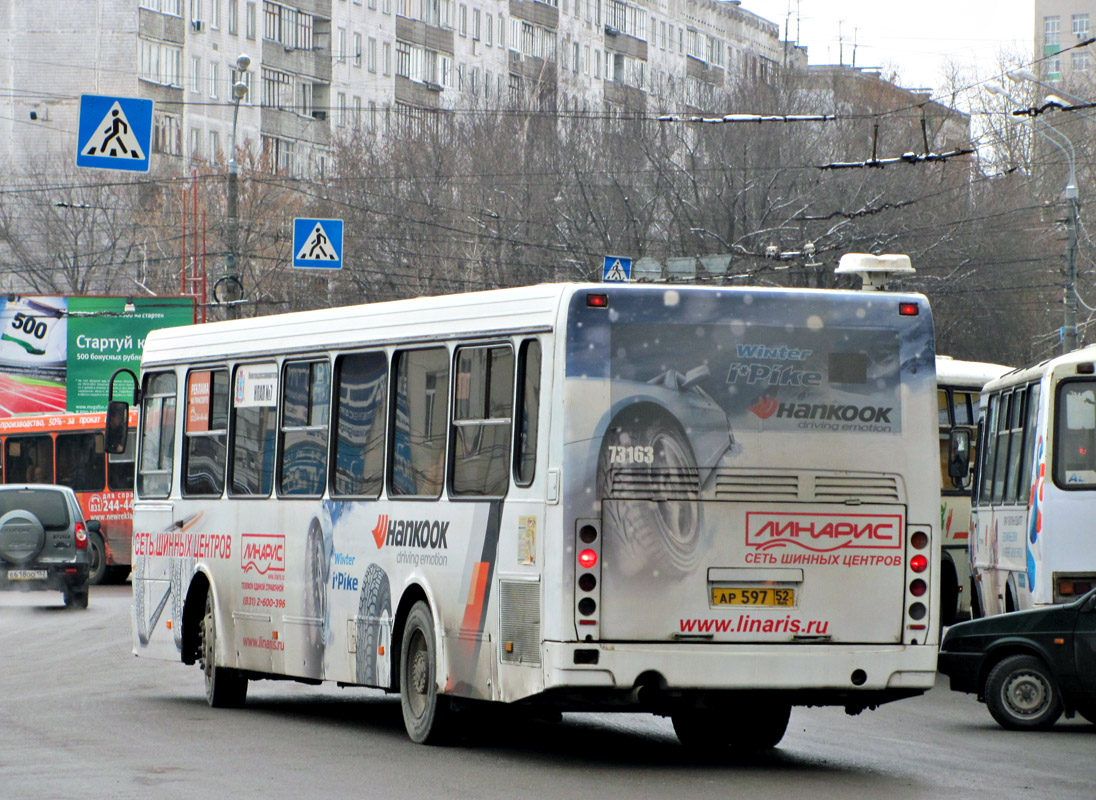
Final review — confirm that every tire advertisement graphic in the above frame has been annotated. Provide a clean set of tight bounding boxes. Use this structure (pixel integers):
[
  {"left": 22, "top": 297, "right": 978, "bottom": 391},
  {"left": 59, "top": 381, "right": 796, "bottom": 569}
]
[
  {"left": 597, "top": 407, "right": 706, "bottom": 577},
  {"left": 355, "top": 563, "right": 391, "bottom": 686},
  {"left": 302, "top": 515, "right": 331, "bottom": 679}
]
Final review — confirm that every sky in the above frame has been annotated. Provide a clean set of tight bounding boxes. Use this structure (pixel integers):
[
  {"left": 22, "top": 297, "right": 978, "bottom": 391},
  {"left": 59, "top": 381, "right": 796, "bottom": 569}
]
[{"left": 740, "top": 1, "right": 1035, "bottom": 96}]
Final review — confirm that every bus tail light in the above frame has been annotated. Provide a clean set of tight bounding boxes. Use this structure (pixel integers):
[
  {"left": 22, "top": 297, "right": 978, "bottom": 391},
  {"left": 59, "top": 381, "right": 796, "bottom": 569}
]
[
  {"left": 898, "top": 302, "right": 919, "bottom": 316},
  {"left": 74, "top": 522, "right": 88, "bottom": 550},
  {"left": 575, "top": 521, "right": 602, "bottom": 638},
  {"left": 909, "top": 554, "right": 927, "bottom": 573},
  {"left": 909, "top": 578, "right": 927, "bottom": 597}
]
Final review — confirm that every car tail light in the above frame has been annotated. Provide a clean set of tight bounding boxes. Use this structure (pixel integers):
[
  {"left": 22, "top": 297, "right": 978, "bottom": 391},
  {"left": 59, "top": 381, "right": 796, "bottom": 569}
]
[
  {"left": 910, "top": 554, "right": 927, "bottom": 573},
  {"left": 74, "top": 522, "right": 88, "bottom": 550}
]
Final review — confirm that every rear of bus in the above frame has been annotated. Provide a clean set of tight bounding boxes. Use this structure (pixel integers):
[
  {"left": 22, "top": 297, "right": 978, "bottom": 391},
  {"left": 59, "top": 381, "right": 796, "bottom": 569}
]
[{"left": 554, "top": 284, "right": 939, "bottom": 718}]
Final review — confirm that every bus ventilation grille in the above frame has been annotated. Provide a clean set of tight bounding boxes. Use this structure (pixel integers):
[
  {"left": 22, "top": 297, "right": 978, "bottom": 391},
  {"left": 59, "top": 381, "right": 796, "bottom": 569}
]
[
  {"left": 500, "top": 580, "right": 541, "bottom": 666},
  {"left": 606, "top": 468, "right": 701, "bottom": 499},
  {"left": 714, "top": 473, "right": 799, "bottom": 500},
  {"left": 813, "top": 475, "right": 900, "bottom": 502}
]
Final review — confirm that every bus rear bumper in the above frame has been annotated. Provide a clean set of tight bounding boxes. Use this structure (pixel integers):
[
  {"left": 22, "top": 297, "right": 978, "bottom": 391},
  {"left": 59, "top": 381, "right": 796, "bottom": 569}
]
[{"left": 542, "top": 641, "right": 938, "bottom": 700}]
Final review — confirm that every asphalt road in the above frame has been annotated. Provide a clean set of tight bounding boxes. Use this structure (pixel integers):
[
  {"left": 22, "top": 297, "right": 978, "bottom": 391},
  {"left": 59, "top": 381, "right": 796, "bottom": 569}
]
[{"left": 2, "top": 585, "right": 1093, "bottom": 800}]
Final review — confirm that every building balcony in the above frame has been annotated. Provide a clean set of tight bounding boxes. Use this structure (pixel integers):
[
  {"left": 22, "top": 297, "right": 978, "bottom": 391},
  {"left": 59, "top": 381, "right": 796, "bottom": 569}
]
[
  {"left": 262, "top": 39, "right": 332, "bottom": 82},
  {"left": 260, "top": 106, "right": 331, "bottom": 146}
]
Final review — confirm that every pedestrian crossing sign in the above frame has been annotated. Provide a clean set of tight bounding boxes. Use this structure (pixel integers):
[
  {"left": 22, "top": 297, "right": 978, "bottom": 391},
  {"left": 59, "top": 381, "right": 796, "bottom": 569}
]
[
  {"left": 76, "top": 95, "right": 153, "bottom": 172},
  {"left": 603, "top": 256, "right": 632, "bottom": 282},
  {"left": 293, "top": 218, "right": 344, "bottom": 269}
]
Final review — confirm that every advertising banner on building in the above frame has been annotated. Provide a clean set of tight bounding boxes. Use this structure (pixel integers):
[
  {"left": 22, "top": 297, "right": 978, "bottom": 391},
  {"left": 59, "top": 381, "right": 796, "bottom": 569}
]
[{"left": 0, "top": 295, "right": 194, "bottom": 416}]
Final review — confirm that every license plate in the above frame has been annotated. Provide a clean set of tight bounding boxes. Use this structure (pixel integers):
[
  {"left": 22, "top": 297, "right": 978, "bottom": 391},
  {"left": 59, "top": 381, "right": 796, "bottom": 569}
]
[
  {"left": 711, "top": 586, "right": 795, "bottom": 607},
  {"left": 7, "top": 569, "right": 48, "bottom": 580}
]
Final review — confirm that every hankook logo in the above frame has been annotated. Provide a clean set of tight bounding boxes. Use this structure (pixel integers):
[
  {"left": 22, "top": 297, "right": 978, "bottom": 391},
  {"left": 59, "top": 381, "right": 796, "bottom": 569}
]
[{"left": 370, "top": 515, "right": 450, "bottom": 550}]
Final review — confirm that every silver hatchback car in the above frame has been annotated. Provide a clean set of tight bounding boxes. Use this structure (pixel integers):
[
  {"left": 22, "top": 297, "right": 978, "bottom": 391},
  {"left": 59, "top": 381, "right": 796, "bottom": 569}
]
[{"left": 0, "top": 485, "right": 98, "bottom": 608}]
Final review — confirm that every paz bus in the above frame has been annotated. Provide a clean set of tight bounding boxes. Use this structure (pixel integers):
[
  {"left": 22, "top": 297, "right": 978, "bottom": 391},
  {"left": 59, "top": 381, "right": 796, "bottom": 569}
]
[
  {"left": 114, "top": 279, "right": 940, "bottom": 748},
  {"left": 934, "top": 357, "right": 1010, "bottom": 624},
  {"left": 0, "top": 410, "right": 137, "bottom": 583},
  {"left": 971, "top": 345, "right": 1096, "bottom": 616}
]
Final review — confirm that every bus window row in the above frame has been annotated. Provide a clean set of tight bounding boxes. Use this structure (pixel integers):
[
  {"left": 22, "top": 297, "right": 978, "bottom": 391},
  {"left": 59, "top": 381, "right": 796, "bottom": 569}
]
[
  {"left": 976, "top": 382, "right": 1040, "bottom": 507},
  {"left": 137, "top": 339, "right": 542, "bottom": 501},
  {"left": 0, "top": 430, "right": 134, "bottom": 492}
]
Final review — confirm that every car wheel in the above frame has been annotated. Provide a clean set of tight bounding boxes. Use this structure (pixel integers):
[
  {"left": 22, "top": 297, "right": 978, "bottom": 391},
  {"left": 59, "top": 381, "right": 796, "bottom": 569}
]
[
  {"left": 985, "top": 654, "right": 1062, "bottom": 730},
  {"left": 63, "top": 586, "right": 89, "bottom": 609},
  {"left": 672, "top": 701, "right": 791, "bottom": 751},
  {"left": 87, "top": 531, "right": 108, "bottom": 585},
  {"left": 200, "top": 590, "right": 248, "bottom": 708},
  {"left": 597, "top": 409, "right": 705, "bottom": 578},
  {"left": 355, "top": 563, "right": 391, "bottom": 686},
  {"left": 399, "top": 601, "right": 451, "bottom": 744}
]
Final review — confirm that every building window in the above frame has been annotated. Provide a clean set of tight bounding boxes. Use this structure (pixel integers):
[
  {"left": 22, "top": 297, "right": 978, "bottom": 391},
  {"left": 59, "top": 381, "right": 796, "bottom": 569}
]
[
  {"left": 383, "top": 41, "right": 391, "bottom": 75},
  {"left": 262, "top": 67, "right": 293, "bottom": 108},
  {"left": 338, "top": 27, "right": 346, "bottom": 61},
  {"left": 191, "top": 55, "right": 201, "bottom": 92},
  {"left": 191, "top": 0, "right": 203, "bottom": 23},
  {"left": 473, "top": 8, "right": 480, "bottom": 40},
  {"left": 228, "top": 0, "right": 237, "bottom": 33},
  {"left": 190, "top": 127, "right": 200, "bottom": 157},
  {"left": 354, "top": 32, "right": 362, "bottom": 66},
  {"left": 1045, "top": 15, "right": 1060, "bottom": 47},
  {"left": 1074, "top": 14, "right": 1090, "bottom": 39},
  {"left": 246, "top": 0, "right": 256, "bottom": 38},
  {"left": 459, "top": 4, "right": 466, "bottom": 36},
  {"left": 209, "top": 129, "right": 220, "bottom": 160},
  {"left": 210, "top": 0, "right": 220, "bottom": 27},
  {"left": 338, "top": 92, "right": 347, "bottom": 125},
  {"left": 1074, "top": 50, "right": 1090, "bottom": 72},
  {"left": 368, "top": 37, "right": 377, "bottom": 72},
  {"left": 139, "top": 38, "right": 183, "bottom": 86},
  {"left": 209, "top": 60, "right": 218, "bottom": 97}
]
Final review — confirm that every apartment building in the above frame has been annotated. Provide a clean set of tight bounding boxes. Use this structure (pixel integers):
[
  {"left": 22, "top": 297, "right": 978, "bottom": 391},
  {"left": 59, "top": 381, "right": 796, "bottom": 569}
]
[
  {"left": 0, "top": 0, "right": 791, "bottom": 175},
  {"left": 1035, "top": 0, "right": 1094, "bottom": 86}
]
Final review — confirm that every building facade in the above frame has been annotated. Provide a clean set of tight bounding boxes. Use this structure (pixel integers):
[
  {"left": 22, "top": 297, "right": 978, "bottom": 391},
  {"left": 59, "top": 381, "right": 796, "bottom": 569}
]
[
  {"left": 1035, "top": 0, "right": 1094, "bottom": 86},
  {"left": 0, "top": 0, "right": 798, "bottom": 174}
]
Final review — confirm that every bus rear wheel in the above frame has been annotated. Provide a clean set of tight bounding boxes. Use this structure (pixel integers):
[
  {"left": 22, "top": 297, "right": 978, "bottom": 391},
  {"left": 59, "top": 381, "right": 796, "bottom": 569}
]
[
  {"left": 399, "top": 601, "right": 451, "bottom": 744},
  {"left": 672, "top": 701, "right": 791, "bottom": 751},
  {"left": 200, "top": 590, "right": 248, "bottom": 709}
]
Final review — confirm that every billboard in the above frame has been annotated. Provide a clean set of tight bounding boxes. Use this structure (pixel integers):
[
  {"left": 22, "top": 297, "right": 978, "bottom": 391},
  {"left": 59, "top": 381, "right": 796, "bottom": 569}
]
[{"left": 0, "top": 295, "right": 194, "bottom": 416}]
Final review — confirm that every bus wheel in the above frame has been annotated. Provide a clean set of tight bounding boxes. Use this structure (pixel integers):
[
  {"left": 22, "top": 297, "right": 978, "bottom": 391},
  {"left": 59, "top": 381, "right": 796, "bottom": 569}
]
[
  {"left": 200, "top": 590, "right": 248, "bottom": 709},
  {"left": 985, "top": 655, "right": 1062, "bottom": 730},
  {"left": 87, "top": 532, "right": 108, "bottom": 585},
  {"left": 399, "top": 601, "right": 450, "bottom": 744},
  {"left": 672, "top": 702, "right": 790, "bottom": 751}
]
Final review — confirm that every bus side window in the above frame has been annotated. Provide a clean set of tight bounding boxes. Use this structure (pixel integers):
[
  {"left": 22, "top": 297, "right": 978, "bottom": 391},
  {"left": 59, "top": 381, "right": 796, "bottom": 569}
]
[
  {"left": 107, "top": 428, "right": 136, "bottom": 491},
  {"left": 138, "top": 372, "right": 178, "bottom": 499},
  {"left": 183, "top": 369, "right": 230, "bottom": 497},
  {"left": 1018, "top": 383, "right": 1040, "bottom": 504},
  {"left": 390, "top": 347, "right": 449, "bottom": 499},
  {"left": 992, "top": 391, "right": 1013, "bottom": 504},
  {"left": 1004, "top": 387, "right": 1027, "bottom": 504},
  {"left": 978, "top": 393, "right": 999, "bottom": 505},
  {"left": 514, "top": 339, "right": 541, "bottom": 487},
  {"left": 332, "top": 352, "right": 387, "bottom": 498},
  {"left": 56, "top": 432, "right": 106, "bottom": 491},
  {"left": 5, "top": 435, "right": 54, "bottom": 484},
  {"left": 450, "top": 344, "right": 514, "bottom": 497},
  {"left": 279, "top": 360, "right": 331, "bottom": 496},
  {"left": 229, "top": 363, "right": 279, "bottom": 497}
]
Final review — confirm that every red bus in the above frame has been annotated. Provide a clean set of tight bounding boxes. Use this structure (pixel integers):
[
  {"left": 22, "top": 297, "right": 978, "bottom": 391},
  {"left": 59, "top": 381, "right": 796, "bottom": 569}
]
[{"left": 0, "top": 410, "right": 136, "bottom": 584}]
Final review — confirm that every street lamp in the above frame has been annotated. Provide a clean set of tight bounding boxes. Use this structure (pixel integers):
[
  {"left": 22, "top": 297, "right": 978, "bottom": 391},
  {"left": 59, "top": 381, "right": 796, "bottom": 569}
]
[
  {"left": 221, "top": 53, "right": 250, "bottom": 320},
  {"left": 987, "top": 81, "right": 1081, "bottom": 353}
]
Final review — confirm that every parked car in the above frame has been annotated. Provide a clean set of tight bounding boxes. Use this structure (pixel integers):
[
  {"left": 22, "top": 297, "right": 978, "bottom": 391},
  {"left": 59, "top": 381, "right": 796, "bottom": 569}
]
[
  {"left": 937, "top": 588, "right": 1096, "bottom": 730},
  {"left": 0, "top": 485, "right": 97, "bottom": 608}
]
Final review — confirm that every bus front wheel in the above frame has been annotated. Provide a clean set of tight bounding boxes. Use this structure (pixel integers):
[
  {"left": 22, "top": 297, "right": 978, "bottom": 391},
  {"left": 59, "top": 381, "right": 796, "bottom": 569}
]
[
  {"left": 399, "top": 601, "right": 451, "bottom": 744},
  {"left": 200, "top": 590, "right": 248, "bottom": 709}
]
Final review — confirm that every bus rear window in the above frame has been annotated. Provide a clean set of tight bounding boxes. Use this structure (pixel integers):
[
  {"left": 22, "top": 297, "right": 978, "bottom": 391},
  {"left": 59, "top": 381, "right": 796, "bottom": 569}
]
[{"left": 1055, "top": 380, "right": 1096, "bottom": 488}]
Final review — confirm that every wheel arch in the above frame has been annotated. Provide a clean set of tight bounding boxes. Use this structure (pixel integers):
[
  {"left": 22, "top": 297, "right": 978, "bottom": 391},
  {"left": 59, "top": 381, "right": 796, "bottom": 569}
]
[
  {"left": 181, "top": 570, "right": 212, "bottom": 666},
  {"left": 977, "top": 641, "right": 1056, "bottom": 699},
  {"left": 389, "top": 582, "right": 432, "bottom": 693}
]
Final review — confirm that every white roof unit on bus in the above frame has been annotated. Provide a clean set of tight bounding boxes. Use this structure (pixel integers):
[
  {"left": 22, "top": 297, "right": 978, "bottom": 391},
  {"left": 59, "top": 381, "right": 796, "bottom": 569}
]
[
  {"left": 835, "top": 253, "right": 915, "bottom": 291},
  {"left": 935, "top": 356, "right": 1012, "bottom": 390}
]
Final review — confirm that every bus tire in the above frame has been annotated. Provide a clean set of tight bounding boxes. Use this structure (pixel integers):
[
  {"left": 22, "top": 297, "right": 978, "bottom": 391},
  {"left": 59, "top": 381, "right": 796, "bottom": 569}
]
[
  {"left": 597, "top": 409, "right": 704, "bottom": 577},
  {"left": 399, "top": 601, "right": 451, "bottom": 744},
  {"left": 985, "top": 654, "right": 1062, "bottom": 730},
  {"left": 200, "top": 590, "right": 248, "bottom": 709},
  {"left": 355, "top": 563, "right": 391, "bottom": 686},
  {"left": 87, "top": 531, "right": 108, "bottom": 585},
  {"left": 672, "top": 702, "right": 790, "bottom": 751}
]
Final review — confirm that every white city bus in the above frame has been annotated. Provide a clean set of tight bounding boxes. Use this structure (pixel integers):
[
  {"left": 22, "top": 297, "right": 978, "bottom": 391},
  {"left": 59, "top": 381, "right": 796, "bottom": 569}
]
[
  {"left": 116, "top": 281, "right": 940, "bottom": 748},
  {"left": 934, "top": 357, "right": 1010, "bottom": 623},
  {"left": 972, "top": 346, "right": 1096, "bottom": 616}
]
